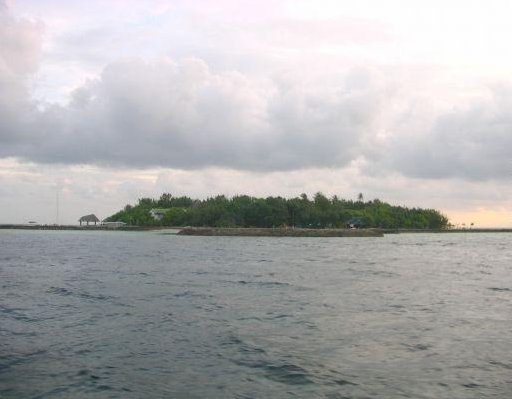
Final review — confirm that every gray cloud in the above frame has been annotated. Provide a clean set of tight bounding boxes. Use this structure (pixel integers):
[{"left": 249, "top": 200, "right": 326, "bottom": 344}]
[
  {"left": 2, "top": 54, "right": 386, "bottom": 171},
  {"left": 1, "top": 3, "right": 511, "bottom": 182},
  {"left": 0, "top": 4, "right": 42, "bottom": 146},
  {"left": 382, "top": 85, "right": 512, "bottom": 180}
]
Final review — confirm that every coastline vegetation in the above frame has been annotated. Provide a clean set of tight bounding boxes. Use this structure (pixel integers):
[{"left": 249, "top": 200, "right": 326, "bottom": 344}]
[{"left": 105, "top": 193, "right": 449, "bottom": 229}]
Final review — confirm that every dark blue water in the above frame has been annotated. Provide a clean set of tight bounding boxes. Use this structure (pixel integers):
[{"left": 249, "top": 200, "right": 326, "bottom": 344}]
[{"left": 1, "top": 230, "right": 511, "bottom": 398}]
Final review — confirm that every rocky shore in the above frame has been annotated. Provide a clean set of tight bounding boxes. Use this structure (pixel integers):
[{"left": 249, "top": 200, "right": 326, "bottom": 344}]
[{"left": 177, "top": 227, "right": 384, "bottom": 237}]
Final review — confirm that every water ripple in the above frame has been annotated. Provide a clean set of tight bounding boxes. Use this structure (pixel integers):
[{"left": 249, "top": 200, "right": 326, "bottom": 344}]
[{"left": 1, "top": 230, "right": 511, "bottom": 398}]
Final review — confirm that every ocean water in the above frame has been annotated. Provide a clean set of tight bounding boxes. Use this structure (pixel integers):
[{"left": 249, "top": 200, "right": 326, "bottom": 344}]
[{"left": 0, "top": 230, "right": 511, "bottom": 399}]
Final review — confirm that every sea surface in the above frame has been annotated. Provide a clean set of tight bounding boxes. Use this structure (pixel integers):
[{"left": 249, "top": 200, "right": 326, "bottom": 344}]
[{"left": 1, "top": 230, "right": 511, "bottom": 398}]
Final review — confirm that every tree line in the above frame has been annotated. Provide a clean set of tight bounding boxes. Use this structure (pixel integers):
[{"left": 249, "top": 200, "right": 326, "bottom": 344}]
[{"left": 105, "top": 193, "right": 449, "bottom": 229}]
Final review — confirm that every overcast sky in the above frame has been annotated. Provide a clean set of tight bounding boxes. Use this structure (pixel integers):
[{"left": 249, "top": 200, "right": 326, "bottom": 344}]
[{"left": 1, "top": 0, "right": 511, "bottom": 226}]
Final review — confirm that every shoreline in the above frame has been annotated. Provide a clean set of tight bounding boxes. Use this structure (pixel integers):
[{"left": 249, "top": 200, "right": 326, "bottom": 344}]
[
  {"left": 1, "top": 225, "right": 511, "bottom": 235},
  {"left": 0, "top": 224, "right": 160, "bottom": 231},
  {"left": 381, "top": 228, "right": 512, "bottom": 234},
  {"left": 177, "top": 227, "right": 384, "bottom": 237}
]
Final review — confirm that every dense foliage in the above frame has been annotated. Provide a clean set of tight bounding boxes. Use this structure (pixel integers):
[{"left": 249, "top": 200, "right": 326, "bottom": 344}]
[{"left": 105, "top": 193, "right": 449, "bottom": 229}]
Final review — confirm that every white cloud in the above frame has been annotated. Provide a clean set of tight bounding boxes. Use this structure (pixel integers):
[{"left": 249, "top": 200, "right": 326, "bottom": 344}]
[
  {"left": 1, "top": 0, "right": 511, "bottom": 225},
  {"left": 2, "top": 56, "right": 389, "bottom": 171},
  {"left": 2, "top": 2, "right": 512, "bottom": 182},
  {"left": 0, "top": 3, "right": 42, "bottom": 144}
]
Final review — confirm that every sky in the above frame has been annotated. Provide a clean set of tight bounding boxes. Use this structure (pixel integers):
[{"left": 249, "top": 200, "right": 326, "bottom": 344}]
[{"left": 0, "top": 0, "right": 511, "bottom": 226}]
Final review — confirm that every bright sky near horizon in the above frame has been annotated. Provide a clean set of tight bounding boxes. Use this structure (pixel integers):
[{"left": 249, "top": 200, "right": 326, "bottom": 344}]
[{"left": 0, "top": 0, "right": 511, "bottom": 226}]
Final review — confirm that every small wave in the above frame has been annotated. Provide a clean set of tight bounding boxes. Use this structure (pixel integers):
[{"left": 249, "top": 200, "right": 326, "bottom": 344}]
[
  {"left": 270, "top": 314, "right": 291, "bottom": 320},
  {"left": 332, "top": 378, "right": 357, "bottom": 386},
  {"left": 488, "top": 287, "right": 512, "bottom": 292},
  {"left": 47, "top": 286, "right": 73, "bottom": 296},
  {"left": 223, "top": 335, "right": 324, "bottom": 387},
  {"left": 190, "top": 270, "right": 209, "bottom": 275},
  {"left": 0, "top": 305, "right": 38, "bottom": 322},
  {"left": 46, "top": 286, "right": 112, "bottom": 301},
  {"left": 489, "top": 360, "right": 512, "bottom": 370},
  {"left": 173, "top": 291, "right": 213, "bottom": 299},
  {"left": 403, "top": 343, "right": 432, "bottom": 352},
  {"left": 0, "top": 349, "right": 47, "bottom": 371},
  {"left": 462, "top": 383, "right": 485, "bottom": 389},
  {"left": 95, "top": 385, "right": 114, "bottom": 391},
  {"left": 234, "top": 358, "right": 314, "bottom": 386},
  {"left": 236, "top": 316, "right": 263, "bottom": 322},
  {"left": 236, "top": 281, "right": 291, "bottom": 287},
  {"left": 347, "top": 268, "right": 399, "bottom": 278},
  {"left": 263, "top": 363, "right": 313, "bottom": 385},
  {"left": 80, "top": 292, "right": 112, "bottom": 301},
  {"left": 221, "top": 334, "right": 266, "bottom": 355}
]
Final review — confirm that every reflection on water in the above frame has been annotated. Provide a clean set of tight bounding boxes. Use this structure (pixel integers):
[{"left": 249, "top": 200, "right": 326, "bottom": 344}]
[{"left": 1, "top": 230, "right": 511, "bottom": 398}]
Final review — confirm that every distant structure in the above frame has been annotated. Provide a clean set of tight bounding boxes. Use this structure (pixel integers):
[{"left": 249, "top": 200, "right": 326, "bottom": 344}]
[
  {"left": 346, "top": 218, "right": 364, "bottom": 229},
  {"left": 79, "top": 214, "right": 100, "bottom": 226},
  {"left": 149, "top": 209, "right": 168, "bottom": 221}
]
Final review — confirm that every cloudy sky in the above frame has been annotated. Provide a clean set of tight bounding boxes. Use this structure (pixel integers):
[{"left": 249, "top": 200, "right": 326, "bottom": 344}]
[{"left": 1, "top": 0, "right": 511, "bottom": 226}]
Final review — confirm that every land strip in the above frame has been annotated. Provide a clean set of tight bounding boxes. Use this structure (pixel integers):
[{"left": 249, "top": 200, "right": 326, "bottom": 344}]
[
  {"left": 1, "top": 225, "right": 511, "bottom": 235},
  {"left": 177, "top": 227, "right": 384, "bottom": 237}
]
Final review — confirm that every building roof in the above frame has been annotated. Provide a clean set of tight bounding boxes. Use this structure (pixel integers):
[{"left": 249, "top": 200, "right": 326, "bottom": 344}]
[
  {"left": 79, "top": 214, "right": 100, "bottom": 222},
  {"left": 347, "top": 218, "right": 364, "bottom": 227},
  {"left": 150, "top": 208, "right": 168, "bottom": 214}
]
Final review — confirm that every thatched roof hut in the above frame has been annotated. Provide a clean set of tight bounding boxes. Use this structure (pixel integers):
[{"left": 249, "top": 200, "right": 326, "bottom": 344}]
[{"left": 79, "top": 214, "right": 100, "bottom": 226}]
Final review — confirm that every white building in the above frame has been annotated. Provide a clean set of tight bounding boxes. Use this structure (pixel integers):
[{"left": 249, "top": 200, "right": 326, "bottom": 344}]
[{"left": 149, "top": 209, "right": 168, "bottom": 221}]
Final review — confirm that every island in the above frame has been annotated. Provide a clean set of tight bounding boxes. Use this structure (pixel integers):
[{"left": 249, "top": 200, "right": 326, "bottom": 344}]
[{"left": 104, "top": 193, "right": 449, "bottom": 235}]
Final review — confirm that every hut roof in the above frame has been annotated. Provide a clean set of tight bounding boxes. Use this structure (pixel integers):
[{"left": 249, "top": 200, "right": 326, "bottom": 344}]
[{"left": 79, "top": 214, "right": 100, "bottom": 222}]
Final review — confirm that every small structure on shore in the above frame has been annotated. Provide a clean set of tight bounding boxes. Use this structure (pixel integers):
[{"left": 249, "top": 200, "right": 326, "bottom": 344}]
[
  {"left": 79, "top": 214, "right": 100, "bottom": 226},
  {"left": 346, "top": 218, "right": 364, "bottom": 229},
  {"left": 149, "top": 209, "right": 168, "bottom": 221}
]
